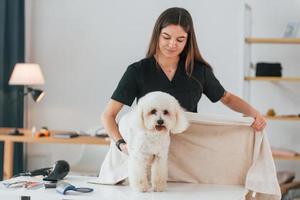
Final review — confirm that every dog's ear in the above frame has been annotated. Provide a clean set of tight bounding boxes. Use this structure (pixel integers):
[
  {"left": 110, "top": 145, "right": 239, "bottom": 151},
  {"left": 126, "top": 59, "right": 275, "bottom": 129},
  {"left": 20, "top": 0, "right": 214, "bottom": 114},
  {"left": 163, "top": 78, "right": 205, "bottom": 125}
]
[
  {"left": 171, "top": 104, "right": 189, "bottom": 134},
  {"left": 129, "top": 102, "right": 145, "bottom": 131}
]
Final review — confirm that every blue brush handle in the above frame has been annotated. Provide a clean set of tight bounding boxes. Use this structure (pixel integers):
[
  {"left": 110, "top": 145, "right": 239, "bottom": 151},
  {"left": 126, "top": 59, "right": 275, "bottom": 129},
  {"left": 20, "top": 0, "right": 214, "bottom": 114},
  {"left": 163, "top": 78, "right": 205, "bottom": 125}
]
[{"left": 56, "top": 181, "right": 93, "bottom": 195}]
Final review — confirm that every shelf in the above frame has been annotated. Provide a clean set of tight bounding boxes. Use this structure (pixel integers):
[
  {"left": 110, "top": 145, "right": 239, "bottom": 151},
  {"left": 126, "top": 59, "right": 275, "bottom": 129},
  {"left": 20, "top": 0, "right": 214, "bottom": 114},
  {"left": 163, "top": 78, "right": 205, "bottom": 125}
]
[
  {"left": 245, "top": 37, "right": 300, "bottom": 44},
  {"left": 244, "top": 76, "right": 300, "bottom": 82},
  {"left": 273, "top": 155, "right": 300, "bottom": 160},
  {"left": 265, "top": 116, "right": 300, "bottom": 121}
]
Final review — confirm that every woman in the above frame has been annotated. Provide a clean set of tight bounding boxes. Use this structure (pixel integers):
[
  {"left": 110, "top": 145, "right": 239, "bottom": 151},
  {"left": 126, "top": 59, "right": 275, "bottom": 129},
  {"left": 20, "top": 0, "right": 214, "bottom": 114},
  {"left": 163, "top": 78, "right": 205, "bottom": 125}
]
[{"left": 101, "top": 7, "right": 266, "bottom": 154}]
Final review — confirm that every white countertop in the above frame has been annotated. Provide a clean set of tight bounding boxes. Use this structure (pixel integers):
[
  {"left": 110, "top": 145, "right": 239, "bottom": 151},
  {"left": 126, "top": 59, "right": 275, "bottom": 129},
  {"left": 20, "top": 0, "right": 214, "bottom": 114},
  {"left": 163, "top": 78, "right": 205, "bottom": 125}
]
[{"left": 0, "top": 175, "right": 248, "bottom": 200}]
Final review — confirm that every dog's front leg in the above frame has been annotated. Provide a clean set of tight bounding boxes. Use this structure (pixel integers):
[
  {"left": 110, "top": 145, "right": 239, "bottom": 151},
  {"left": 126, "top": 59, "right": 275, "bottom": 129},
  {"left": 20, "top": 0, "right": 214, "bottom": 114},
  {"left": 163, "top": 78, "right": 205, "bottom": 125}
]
[
  {"left": 151, "top": 155, "right": 168, "bottom": 192},
  {"left": 128, "top": 154, "right": 149, "bottom": 192}
]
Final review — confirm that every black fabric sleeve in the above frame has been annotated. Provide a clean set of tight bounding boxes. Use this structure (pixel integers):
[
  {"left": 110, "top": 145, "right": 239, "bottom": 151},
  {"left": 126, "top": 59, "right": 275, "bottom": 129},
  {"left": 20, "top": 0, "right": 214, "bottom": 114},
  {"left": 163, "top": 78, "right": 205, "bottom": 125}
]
[
  {"left": 203, "top": 67, "right": 226, "bottom": 103},
  {"left": 111, "top": 65, "right": 139, "bottom": 106}
]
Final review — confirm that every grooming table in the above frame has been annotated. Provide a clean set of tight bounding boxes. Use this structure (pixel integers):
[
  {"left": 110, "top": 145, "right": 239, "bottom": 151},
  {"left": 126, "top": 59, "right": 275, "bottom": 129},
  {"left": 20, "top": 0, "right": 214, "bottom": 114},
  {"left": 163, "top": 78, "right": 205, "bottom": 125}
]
[{"left": 0, "top": 175, "right": 248, "bottom": 200}]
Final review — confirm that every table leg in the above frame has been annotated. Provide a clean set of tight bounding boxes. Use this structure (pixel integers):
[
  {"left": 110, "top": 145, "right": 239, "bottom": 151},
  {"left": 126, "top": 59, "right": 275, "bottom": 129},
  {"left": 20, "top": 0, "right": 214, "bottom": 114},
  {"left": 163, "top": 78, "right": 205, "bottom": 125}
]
[{"left": 3, "top": 141, "right": 14, "bottom": 180}]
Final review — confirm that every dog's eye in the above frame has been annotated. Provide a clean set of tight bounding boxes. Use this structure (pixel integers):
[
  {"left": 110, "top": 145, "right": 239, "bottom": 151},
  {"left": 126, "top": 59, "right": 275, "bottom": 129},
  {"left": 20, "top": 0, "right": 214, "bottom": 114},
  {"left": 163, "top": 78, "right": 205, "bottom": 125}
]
[
  {"left": 150, "top": 109, "right": 157, "bottom": 115},
  {"left": 163, "top": 110, "right": 169, "bottom": 115}
]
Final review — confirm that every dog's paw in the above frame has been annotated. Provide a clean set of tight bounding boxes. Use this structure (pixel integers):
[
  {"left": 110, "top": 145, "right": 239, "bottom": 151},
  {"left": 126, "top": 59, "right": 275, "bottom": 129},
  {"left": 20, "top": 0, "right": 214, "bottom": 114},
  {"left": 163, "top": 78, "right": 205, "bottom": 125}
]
[
  {"left": 132, "top": 179, "right": 149, "bottom": 192},
  {"left": 136, "top": 184, "right": 149, "bottom": 192},
  {"left": 153, "top": 180, "right": 167, "bottom": 192}
]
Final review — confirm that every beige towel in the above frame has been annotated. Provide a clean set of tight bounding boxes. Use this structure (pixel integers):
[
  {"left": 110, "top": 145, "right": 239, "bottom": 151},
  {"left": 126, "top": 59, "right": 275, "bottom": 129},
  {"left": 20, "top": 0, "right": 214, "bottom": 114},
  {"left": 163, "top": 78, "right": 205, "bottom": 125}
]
[{"left": 98, "top": 113, "right": 281, "bottom": 199}]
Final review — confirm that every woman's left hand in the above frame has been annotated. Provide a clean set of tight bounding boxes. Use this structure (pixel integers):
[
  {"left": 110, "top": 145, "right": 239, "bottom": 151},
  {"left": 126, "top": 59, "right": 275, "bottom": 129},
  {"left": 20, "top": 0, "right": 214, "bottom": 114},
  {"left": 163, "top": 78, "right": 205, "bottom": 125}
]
[{"left": 251, "top": 112, "right": 267, "bottom": 132}]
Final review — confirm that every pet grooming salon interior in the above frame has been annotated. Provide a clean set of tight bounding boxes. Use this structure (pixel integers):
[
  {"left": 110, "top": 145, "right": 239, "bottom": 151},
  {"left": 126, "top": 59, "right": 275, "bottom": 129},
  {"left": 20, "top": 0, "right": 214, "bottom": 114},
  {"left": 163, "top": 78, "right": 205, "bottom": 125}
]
[{"left": 0, "top": 0, "right": 300, "bottom": 199}]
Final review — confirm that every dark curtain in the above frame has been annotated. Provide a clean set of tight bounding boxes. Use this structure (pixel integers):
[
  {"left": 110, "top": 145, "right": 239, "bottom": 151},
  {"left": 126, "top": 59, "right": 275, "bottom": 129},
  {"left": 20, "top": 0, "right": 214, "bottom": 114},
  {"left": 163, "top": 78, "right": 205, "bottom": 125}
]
[{"left": 0, "top": 0, "right": 25, "bottom": 180}]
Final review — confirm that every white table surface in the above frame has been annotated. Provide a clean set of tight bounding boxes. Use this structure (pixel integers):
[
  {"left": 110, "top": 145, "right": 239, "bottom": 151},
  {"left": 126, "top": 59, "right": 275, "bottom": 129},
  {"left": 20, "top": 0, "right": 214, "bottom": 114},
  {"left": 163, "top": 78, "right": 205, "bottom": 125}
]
[{"left": 0, "top": 175, "right": 248, "bottom": 200}]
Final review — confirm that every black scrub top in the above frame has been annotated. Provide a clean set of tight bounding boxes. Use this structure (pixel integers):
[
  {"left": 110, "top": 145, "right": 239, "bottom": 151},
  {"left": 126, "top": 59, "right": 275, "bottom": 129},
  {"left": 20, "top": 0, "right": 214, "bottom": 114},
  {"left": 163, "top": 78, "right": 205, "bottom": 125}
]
[{"left": 111, "top": 56, "right": 225, "bottom": 112}]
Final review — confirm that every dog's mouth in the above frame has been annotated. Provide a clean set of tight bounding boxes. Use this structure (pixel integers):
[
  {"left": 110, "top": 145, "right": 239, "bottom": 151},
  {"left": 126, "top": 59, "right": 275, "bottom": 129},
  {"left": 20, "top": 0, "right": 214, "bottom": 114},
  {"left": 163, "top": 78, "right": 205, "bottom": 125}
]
[{"left": 155, "top": 125, "right": 166, "bottom": 132}]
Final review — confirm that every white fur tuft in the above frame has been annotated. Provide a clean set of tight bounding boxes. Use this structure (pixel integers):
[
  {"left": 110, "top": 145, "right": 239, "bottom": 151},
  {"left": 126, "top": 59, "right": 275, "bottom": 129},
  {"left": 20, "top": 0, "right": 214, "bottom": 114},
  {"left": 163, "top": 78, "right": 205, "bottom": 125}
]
[{"left": 171, "top": 105, "right": 189, "bottom": 134}]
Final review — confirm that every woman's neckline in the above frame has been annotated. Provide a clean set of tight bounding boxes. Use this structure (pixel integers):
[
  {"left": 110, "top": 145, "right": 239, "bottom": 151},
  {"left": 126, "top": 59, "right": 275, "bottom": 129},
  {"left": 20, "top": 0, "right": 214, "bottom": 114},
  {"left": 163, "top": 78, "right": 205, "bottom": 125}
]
[
  {"left": 153, "top": 54, "right": 180, "bottom": 82},
  {"left": 154, "top": 54, "right": 179, "bottom": 71}
]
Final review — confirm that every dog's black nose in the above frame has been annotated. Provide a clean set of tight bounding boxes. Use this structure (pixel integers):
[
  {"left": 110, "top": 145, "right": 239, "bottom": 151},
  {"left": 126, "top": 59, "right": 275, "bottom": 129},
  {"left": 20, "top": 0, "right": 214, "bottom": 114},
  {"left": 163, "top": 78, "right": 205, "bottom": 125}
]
[{"left": 157, "top": 119, "right": 164, "bottom": 125}]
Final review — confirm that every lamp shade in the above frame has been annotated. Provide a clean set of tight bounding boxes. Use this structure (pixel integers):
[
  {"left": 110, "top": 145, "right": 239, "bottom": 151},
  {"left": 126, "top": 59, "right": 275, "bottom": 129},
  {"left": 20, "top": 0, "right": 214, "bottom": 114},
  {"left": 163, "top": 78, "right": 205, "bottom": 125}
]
[{"left": 9, "top": 63, "right": 45, "bottom": 85}]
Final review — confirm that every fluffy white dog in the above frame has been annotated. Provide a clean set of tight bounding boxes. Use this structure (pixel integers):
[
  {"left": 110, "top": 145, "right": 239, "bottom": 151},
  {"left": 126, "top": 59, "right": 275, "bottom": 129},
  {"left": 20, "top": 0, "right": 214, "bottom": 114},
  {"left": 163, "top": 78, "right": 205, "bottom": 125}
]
[{"left": 118, "top": 91, "right": 189, "bottom": 192}]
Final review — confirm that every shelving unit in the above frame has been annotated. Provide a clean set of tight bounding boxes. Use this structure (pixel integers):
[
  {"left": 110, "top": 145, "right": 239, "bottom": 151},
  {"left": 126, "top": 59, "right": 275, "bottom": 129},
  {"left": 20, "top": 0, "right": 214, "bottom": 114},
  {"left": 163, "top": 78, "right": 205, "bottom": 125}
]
[
  {"left": 244, "top": 36, "right": 300, "bottom": 160},
  {"left": 243, "top": 5, "right": 300, "bottom": 162},
  {"left": 244, "top": 38, "right": 300, "bottom": 125}
]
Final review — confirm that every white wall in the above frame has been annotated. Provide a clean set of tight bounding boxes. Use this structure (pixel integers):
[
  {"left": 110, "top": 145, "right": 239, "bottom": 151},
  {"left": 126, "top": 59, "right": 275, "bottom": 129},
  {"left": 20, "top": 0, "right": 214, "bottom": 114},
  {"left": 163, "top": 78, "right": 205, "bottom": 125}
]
[
  {"left": 25, "top": 0, "right": 245, "bottom": 174},
  {"left": 245, "top": 0, "right": 300, "bottom": 179}
]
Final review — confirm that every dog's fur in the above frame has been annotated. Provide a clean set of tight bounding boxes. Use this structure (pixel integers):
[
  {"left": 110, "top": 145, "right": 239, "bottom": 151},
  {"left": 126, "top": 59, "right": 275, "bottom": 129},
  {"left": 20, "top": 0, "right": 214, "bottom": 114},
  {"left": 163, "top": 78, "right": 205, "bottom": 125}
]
[{"left": 118, "top": 91, "right": 189, "bottom": 192}]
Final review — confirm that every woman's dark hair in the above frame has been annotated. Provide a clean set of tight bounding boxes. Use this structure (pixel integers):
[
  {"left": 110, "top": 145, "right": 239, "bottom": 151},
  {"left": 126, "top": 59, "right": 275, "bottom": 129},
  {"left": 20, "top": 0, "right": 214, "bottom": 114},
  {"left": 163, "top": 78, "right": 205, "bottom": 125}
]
[{"left": 146, "top": 7, "right": 211, "bottom": 76}]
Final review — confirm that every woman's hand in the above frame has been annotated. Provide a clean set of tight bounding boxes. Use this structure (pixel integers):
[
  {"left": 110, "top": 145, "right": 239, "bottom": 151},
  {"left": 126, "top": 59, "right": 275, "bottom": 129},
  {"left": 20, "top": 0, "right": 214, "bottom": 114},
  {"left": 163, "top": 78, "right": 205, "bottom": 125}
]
[
  {"left": 251, "top": 112, "right": 267, "bottom": 132},
  {"left": 120, "top": 143, "right": 129, "bottom": 155},
  {"left": 220, "top": 92, "right": 267, "bottom": 132}
]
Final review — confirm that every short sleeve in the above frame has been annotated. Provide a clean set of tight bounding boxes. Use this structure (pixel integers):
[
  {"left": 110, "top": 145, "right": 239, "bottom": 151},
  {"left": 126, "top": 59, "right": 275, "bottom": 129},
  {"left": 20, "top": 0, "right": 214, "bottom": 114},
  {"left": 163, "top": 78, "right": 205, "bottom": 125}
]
[
  {"left": 203, "top": 67, "right": 226, "bottom": 103},
  {"left": 111, "top": 65, "right": 139, "bottom": 106}
]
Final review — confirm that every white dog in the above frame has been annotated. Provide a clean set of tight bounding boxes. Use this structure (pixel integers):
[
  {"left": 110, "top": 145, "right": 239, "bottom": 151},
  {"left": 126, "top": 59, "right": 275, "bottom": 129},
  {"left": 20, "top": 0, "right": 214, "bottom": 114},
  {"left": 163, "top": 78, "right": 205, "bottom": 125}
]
[{"left": 118, "top": 91, "right": 189, "bottom": 192}]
